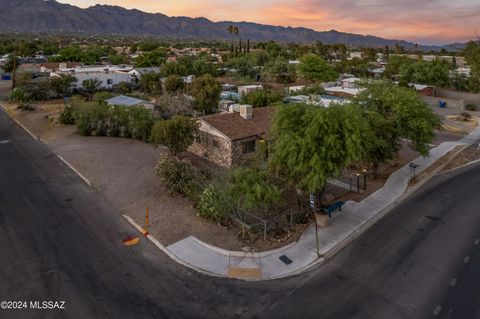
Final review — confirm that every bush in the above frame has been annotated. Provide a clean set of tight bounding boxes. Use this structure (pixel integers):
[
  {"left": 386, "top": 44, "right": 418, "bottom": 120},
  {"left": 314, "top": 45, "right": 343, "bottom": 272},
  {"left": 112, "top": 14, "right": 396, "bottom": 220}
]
[
  {"left": 197, "top": 184, "right": 231, "bottom": 222},
  {"left": 150, "top": 116, "right": 199, "bottom": 155},
  {"left": 155, "top": 155, "right": 195, "bottom": 195},
  {"left": 58, "top": 105, "right": 76, "bottom": 125},
  {"left": 465, "top": 104, "right": 478, "bottom": 111},
  {"left": 241, "top": 90, "right": 283, "bottom": 108}
]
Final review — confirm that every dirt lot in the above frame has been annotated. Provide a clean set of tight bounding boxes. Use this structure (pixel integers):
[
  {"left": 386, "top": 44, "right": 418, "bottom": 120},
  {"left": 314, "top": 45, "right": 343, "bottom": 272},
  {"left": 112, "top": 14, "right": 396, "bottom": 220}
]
[{"left": 3, "top": 101, "right": 473, "bottom": 251}]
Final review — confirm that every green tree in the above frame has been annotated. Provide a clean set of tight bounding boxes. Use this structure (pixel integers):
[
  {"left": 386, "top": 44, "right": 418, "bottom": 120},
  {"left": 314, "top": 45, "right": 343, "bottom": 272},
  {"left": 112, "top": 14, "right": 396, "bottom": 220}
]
[
  {"left": 353, "top": 80, "right": 441, "bottom": 168},
  {"left": 464, "top": 41, "right": 480, "bottom": 93},
  {"left": 399, "top": 59, "right": 450, "bottom": 87},
  {"left": 82, "top": 79, "right": 102, "bottom": 101},
  {"left": 150, "top": 116, "right": 199, "bottom": 156},
  {"left": 262, "top": 58, "right": 297, "bottom": 83},
  {"left": 384, "top": 55, "right": 415, "bottom": 79},
  {"left": 190, "top": 74, "right": 221, "bottom": 115},
  {"left": 50, "top": 75, "right": 77, "bottom": 98},
  {"left": 229, "top": 167, "right": 282, "bottom": 212},
  {"left": 164, "top": 75, "right": 185, "bottom": 94},
  {"left": 269, "top": 103, "right": 370, "bottom": 208},
  {"left": 139, "top": 72, "right": 163, "bottom": 95},
  {"left": 298, "top": 54, "right": 338, "bottom": 82}
]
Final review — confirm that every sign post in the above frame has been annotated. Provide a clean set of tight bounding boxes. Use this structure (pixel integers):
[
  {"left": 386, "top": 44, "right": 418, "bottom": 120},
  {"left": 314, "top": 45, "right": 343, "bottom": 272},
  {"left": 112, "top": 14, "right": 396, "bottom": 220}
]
[{"left": 310, "top": 194, "right": 320, "bottom": 258}]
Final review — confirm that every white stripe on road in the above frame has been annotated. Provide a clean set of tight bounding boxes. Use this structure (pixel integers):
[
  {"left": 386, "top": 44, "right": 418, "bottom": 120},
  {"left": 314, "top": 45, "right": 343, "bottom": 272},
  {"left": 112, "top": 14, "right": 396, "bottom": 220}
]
[{"left": 433, "top": 305, "right": 442, "bottom": 316}]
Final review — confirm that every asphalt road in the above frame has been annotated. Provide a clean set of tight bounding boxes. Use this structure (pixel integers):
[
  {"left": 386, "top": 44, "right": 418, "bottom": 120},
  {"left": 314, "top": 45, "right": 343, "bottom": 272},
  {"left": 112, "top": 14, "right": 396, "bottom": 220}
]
[{"left": 1, "top": 107, "right": 480, "bottom": 319}]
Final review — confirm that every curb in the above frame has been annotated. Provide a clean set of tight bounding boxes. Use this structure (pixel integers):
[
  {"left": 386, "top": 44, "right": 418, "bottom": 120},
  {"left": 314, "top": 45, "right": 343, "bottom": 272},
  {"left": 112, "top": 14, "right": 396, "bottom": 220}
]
[
  {"left": 122, "top": 213, "right": 327, "bottom": 281},
  {"left": 56, "top": 155, "right": 92, "bottom": 186},
  {"left": 438, "top": 157, "right": 480, "bottom": 176},
  {"left": 122, "top": 215, "right": 225, "bottom": 279},
  {"left": 322, "top": 143, "right": 469, "bottom": 261},
  {"left": 0, "top": 103, "right": 38, "bottom": 140}
]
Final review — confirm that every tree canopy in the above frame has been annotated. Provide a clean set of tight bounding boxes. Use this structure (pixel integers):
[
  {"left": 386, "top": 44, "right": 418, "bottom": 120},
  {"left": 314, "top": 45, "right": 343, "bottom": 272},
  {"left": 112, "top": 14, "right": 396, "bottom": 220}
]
[
  {"left": 190, "top": 74, "right": 221, "bottom": 115},
  {"left": 298, "top": 54, "right": 338, "bottom": 82},
  {"left": 150, "top": 116, "right": 199, "bottom": 156}
]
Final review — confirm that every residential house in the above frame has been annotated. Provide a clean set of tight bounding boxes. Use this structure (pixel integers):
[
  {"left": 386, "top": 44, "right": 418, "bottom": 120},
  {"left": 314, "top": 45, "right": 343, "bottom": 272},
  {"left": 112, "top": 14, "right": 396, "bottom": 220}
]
[
  {"left": 238, "top": 85, "right": 263, "bottom": 97},
  {"left": 106, "top": 95, "right": 155, "bottom": 110},
  {"left": 349, "top": 52, "right": 363, "bottom": 59},
  {"left": 40, "top": 62, "right": 82, "bottom": 73},
  {"left": 411, "top": 84, "right": 437, "bottom": 97},
  {"left": 190, "top": 106, "right": 275, "bottom": 167},
  {"left": 127, "top": 67, "right": 161, "bottom": 79}
]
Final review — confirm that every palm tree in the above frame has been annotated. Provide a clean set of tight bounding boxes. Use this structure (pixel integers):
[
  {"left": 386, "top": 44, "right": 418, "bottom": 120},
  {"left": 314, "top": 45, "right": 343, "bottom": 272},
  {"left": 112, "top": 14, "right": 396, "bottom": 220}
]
[
  {"left": 226, "top": 25, "right": 240, "bottom": 56},
  {"left": 82, "top": 79, "right": 102, "bottom": 101}
]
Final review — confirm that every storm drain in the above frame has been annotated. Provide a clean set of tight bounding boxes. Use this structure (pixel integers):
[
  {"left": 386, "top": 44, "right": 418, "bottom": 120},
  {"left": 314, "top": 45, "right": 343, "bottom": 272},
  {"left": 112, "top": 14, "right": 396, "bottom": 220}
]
[{"left": 279, "top": 255, "right": 293, "bottom": 265}]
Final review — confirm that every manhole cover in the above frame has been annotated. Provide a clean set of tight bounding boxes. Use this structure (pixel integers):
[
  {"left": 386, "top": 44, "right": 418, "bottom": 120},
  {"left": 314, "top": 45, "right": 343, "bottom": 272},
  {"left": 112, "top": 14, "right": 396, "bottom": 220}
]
[
  {"left": 122, "top": 235, "right": 140, "bottom": 246},
  {"left": 279, "top": 255, "right": 293, "bottom": 265}
]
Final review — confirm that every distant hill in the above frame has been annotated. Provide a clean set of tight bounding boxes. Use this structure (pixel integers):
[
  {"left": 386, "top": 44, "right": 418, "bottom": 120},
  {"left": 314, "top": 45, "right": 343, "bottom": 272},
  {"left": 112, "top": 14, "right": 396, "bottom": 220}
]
[{"left": 0, "top": 0, "right": 467, "bottom": 51}]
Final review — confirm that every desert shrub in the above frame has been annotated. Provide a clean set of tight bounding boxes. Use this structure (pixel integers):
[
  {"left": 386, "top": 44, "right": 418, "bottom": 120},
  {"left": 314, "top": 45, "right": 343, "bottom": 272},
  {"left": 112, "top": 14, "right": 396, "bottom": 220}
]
[
  {"left": 128, "top": 107, "right": 155, "bottom": 142},
  {"left": 58, "top": 104, "right": 76, "bottom": 124},
  {"left": 155, "top": 155, "right": 195, "bottom": 195},
  {"left": 197, "top": 184, "right": 231, "bottom": 222},
  {"left": 465, "top": 104, "right": 478, "bottom": 111},
  {"left": 460, "top": 111, "right": 472, "bottom": 120}
]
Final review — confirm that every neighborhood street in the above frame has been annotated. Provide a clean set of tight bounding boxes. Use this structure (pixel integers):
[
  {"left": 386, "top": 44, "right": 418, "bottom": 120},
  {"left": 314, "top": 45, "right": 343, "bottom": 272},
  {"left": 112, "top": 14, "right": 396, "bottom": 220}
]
[{"left": 1, "top": 107, "right": 480, "bottom": 319}]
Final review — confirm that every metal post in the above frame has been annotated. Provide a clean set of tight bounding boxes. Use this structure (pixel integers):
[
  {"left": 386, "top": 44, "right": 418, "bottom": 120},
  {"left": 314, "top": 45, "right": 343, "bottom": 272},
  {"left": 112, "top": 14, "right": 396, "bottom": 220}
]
[
  {"left": 363, "top": 169, "right": 367, "bottom": 191},
  {"left": 349, "top": 178, "right": 352, "bottom": 192},
  {"left": 144, "top": 206, "right": 149, "bottom": 235},
  {"left": 356, "top": 173, "right": 360, "bottom": 194},
  {"left": 313, "top": 211, "right": 320, "bottom": 258}
]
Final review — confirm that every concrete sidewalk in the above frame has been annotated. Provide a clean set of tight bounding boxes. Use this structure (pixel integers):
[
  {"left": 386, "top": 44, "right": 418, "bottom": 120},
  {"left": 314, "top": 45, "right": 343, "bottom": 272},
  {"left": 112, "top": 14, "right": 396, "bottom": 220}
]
[{"left": 134, "top": 126, "right": 480, "bottom": 281}]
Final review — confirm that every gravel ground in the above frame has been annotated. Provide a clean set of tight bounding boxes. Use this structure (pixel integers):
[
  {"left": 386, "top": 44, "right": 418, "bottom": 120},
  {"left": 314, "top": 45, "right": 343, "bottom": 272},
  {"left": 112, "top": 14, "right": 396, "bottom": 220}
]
[
  {"left": 442, "top": 141, "right": 480, "bottom": 172},
  {"left": 3, "top": 102, "right": 307, "bottom": 251}
]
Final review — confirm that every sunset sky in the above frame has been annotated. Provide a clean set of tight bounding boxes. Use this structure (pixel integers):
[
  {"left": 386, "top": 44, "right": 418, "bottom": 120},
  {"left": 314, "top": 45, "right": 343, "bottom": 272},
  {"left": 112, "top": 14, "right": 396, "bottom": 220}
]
[{"left": 58, "top": 0, "right": 479, "bottom": 45}]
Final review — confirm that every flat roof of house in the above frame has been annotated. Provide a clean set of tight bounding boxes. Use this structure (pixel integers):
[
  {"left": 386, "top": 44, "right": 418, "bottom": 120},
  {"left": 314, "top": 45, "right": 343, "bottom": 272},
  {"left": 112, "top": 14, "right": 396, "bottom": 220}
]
[
  {"left": 106, "top": 95, "right": 151, "bottom": 106},
  {"left": 201, "top": 106, "right": 275, "bottom": 141}
]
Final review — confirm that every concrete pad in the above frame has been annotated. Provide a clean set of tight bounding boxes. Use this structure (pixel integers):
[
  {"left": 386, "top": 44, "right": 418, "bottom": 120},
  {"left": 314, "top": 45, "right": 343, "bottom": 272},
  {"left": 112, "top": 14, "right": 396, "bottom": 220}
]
[{"left": 167, "top": 236, "right": 229, "bottom": 276}]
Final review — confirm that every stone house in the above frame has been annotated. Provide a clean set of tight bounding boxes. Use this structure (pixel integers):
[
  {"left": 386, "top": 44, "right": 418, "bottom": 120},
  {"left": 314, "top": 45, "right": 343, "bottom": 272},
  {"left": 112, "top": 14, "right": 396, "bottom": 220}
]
[{"left": 189, "top": 106, "right": 275, "bottom": 167}]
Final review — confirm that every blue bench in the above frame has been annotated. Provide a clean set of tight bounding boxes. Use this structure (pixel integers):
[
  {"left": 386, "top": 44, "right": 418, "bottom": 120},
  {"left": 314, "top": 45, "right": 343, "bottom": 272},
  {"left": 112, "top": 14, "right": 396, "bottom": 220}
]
[{"left": 322, "top": 201, "right": 346, "bottom": 218}]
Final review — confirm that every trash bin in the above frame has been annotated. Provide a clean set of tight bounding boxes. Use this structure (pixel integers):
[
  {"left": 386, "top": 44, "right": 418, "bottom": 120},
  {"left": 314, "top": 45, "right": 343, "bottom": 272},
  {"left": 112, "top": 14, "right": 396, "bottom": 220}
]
[{"left": 439, "top": 101, "right": 447, "bottom": 108}]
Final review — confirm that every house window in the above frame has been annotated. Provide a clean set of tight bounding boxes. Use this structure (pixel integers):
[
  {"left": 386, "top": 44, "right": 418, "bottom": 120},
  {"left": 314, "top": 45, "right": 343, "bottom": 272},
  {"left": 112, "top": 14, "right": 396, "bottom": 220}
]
[
  {"left": 242, "top": 140, "right": 256, "bottom": 154},
  {"left": 107, "top": 79, "right": 113, "bottom": 85}
]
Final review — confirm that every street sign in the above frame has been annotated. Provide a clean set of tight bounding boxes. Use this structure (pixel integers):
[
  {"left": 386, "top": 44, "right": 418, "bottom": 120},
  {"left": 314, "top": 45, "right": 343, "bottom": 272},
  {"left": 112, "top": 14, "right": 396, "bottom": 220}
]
[{"left": 309, "top": 194, "right": 315, "bottom": 210}]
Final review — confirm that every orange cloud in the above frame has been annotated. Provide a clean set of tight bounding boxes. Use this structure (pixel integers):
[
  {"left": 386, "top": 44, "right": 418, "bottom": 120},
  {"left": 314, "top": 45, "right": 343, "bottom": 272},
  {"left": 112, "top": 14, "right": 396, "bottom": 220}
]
[{"left": 59, "top": 0, "right": 479, "bottom": 44}]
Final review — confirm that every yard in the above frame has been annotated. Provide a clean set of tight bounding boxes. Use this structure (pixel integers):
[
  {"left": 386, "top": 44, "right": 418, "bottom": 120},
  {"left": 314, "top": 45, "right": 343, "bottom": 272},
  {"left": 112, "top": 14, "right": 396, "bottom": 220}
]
[{"left": 1, "top": 100, "right": 476, "bottom": 251}]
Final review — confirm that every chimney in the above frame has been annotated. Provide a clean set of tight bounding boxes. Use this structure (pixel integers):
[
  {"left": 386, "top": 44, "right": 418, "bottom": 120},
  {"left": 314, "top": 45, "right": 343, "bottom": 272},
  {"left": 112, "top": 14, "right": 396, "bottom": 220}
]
[{"left": 239, "top": 105, "right": 253, "bottom": 120}]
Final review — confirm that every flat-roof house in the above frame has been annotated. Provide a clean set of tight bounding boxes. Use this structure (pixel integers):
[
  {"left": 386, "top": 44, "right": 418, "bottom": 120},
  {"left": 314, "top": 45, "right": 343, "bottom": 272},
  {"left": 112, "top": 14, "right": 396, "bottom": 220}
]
[
  {"left": 106, "top": 95, "right": 155, "bottom": 110},
  {"left": 128, "top": 67, "right": 161, "bottom": 78},
  {"left": 189, "top": 106, "right": 275, "bottom": 167},
  {"left": 40, "top": 62, "right": 82, "bottom": 73},
  {"left": 238, "top": 85, "right": 263, "bottom": 97}
]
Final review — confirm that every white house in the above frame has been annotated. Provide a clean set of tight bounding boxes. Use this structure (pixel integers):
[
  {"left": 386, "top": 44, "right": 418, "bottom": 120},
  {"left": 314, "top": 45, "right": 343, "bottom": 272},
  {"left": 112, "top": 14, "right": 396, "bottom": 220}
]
[
  {"left": 238, "top": 85, "right": 263, "bottom": 97},
  {"left": 106, "top": 95, "right": 154, "bottom": 110},
  {"left": 128, "top": 67, "right": 161, "bottom": 78},
  {"left": 349, "top": 52, "right": 363, "bottom": 59},
  {"left": 51, "top": 71, "right": 132, "bottom": 90}
]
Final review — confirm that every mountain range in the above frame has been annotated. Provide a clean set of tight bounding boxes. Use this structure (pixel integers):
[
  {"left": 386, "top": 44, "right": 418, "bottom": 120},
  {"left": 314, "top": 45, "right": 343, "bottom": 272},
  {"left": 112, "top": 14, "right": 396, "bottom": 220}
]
[{"left": 0, "top": 0, "right": 467, "bottom": 51}]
